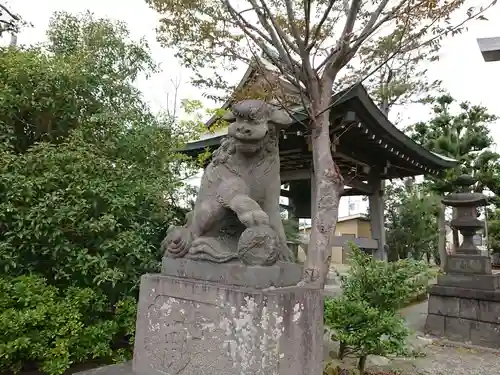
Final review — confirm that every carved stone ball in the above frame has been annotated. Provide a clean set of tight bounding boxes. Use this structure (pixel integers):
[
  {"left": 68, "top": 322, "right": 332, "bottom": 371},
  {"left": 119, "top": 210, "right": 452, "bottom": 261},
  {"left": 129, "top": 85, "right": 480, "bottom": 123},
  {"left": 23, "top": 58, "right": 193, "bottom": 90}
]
[{"left": 237, "top": 225, "right": 280, "bottom": 266}]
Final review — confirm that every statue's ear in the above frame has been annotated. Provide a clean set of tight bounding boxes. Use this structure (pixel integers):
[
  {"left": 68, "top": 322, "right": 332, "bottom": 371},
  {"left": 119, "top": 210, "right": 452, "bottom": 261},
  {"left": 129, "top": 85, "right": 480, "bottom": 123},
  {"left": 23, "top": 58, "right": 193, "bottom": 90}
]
[
  {"left": 222, "top": 110, "right": 236, "bottom": 123},
  {"left": 269, "top": 108, "right": 293, "bottom": 130}
]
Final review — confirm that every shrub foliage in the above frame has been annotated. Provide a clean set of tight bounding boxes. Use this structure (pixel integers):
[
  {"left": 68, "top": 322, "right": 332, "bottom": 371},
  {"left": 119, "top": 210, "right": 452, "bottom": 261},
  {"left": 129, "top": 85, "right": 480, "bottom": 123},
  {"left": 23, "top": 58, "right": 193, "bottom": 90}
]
[{"left": 324, "top": 245, "right": 433, "bottom": 374}]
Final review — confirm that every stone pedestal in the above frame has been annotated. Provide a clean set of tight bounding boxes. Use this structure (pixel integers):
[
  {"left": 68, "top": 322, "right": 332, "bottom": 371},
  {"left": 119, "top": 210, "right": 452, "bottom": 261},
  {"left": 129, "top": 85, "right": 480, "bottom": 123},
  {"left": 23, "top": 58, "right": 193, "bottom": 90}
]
[
  {"left": 133, "top": 271, "right": 323, "bottom": 375},
  {"left": 425, "top": 254, "right": 500, "bottom": 348},
  {"left": 425, "top": 284, "right": 500, "bottom": 348},
  {"left": 77, "top": 259, "right": 323, "bottom": 375}
]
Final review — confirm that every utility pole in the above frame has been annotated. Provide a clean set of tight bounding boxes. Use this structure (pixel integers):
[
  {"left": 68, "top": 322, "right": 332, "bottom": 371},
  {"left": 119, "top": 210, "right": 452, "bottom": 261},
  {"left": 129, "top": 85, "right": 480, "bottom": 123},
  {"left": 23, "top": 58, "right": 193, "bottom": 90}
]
[{"left": 476, "top": 38, "right": 498, "bottom": 253}]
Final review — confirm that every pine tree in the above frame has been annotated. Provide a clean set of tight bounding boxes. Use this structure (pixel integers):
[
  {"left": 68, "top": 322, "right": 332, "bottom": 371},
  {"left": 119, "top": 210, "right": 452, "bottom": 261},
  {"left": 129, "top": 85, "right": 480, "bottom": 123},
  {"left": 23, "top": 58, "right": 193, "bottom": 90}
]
[{"left": 408, "top": 94, "right": 498, "bottom": 262}]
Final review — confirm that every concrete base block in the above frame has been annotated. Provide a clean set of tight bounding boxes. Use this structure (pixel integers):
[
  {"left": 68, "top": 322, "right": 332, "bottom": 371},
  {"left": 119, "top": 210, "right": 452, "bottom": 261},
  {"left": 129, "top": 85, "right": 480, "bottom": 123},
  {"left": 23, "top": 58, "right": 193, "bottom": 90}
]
[{"left": 132, "top": 273, "right": 323, "bottom": 375}]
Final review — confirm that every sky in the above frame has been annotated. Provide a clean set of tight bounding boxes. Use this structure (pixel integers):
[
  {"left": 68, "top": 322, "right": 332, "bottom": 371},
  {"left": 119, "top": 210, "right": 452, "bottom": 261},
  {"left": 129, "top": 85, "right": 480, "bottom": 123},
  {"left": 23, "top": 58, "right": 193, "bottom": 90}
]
[{"left": 8, "top": 0, "right": 500, "bottom": 217}]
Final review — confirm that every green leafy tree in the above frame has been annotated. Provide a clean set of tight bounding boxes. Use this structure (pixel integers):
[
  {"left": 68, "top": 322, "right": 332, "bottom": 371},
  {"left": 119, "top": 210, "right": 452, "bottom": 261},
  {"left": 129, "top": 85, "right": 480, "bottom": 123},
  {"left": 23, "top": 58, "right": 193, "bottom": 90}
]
[
  {"left": 341, "top": 244, "right": 432, "bottom": 311},
  {"left": 324, "top": 297, "right": 409, "bottom": 374},
  {"left": 1, "top": 124, "right": 188, "bottom": 299},
  {"left": 0, "top": 10, "right": 158, "bottom": 154},
  {"left": 0, "top": 11, "right": 197, "bottom": 373},
  {"left": 0, "top": 12, "right": 193, "bottom": 296},
  {"left": 147, "top": 0, "right": 496, "bottom": 287},
  {"left": 385, "top": 182, "right": 439, "bottom": 262}
]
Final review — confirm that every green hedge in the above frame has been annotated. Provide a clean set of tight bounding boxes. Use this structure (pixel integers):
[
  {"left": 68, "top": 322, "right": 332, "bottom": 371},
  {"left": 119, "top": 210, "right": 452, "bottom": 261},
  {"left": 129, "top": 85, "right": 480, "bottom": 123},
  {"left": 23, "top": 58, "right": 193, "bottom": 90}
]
[{"left": 0, "top": 275, "right": 136, "bottom": 375}]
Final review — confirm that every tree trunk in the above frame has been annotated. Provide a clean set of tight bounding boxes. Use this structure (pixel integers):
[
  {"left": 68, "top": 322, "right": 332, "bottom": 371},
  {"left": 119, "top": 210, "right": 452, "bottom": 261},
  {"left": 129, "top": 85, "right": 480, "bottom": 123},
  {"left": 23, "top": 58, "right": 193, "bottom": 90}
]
[
  {"left": 358, "top": 355, "right": 367, "bottom": 375},
  {"left": 387, "top": 246, "right": 399, "bottom": 262},
  {"left": 303, "top": 110, "right": 343, "bottom": 288},
  {"left": 438, "top": 203, "right": 447, "bottom": 270},
  {"left": 338, "top": 341, "right": 347, "bottom": 360}
]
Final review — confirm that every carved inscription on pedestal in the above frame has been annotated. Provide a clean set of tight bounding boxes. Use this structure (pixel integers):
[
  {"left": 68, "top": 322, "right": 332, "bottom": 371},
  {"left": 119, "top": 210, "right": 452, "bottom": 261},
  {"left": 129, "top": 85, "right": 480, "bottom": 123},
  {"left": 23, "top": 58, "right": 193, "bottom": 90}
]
[
  {"left": 144, "top": 296, "right": 219, "bottom": 375},
  {"left": 447, "top": 256, "right": 490, "bottom": 274}
]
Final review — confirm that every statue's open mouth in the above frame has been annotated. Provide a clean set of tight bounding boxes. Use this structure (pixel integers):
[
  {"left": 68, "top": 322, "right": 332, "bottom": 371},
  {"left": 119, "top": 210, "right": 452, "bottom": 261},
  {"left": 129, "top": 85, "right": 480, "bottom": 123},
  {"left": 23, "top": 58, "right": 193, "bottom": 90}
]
[{"left": 233, "top": 135, "right": 263, "bottom": 144}]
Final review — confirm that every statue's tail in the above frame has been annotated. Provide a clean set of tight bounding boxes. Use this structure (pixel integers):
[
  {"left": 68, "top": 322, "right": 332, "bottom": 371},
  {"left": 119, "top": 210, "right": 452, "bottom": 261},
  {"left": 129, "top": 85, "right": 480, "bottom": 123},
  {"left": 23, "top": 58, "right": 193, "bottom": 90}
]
[{"left": 187, "top": 237, "right": 239, "bottom": 263}]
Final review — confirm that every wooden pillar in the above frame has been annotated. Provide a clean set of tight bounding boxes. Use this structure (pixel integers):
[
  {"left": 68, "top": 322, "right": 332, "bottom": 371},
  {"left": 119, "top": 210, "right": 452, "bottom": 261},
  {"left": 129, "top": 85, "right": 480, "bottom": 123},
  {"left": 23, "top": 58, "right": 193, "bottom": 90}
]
[{"left": 369, "top": 176, "right": 387, "bottom": 261}]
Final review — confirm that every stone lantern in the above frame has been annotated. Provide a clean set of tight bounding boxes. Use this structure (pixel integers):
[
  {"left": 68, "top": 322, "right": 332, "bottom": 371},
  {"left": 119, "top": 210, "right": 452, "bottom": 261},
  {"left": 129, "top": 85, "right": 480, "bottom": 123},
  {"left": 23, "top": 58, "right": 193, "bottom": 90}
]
[
  {"left": 426, "top": 175, "right": 500, "bottom": 348},
  {"left": 442, "top": 175, "right": 488, "bottom": 258}
]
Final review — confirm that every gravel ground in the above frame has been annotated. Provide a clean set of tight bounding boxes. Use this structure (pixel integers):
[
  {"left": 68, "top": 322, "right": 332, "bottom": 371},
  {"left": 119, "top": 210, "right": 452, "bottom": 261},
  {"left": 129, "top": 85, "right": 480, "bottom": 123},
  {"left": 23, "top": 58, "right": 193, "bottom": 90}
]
[
  {"left": 380, "top": 301, "right": 500, "bottom": 375},
  {"left": 375, "top": 343, "right": 500, "bottom": 375}
]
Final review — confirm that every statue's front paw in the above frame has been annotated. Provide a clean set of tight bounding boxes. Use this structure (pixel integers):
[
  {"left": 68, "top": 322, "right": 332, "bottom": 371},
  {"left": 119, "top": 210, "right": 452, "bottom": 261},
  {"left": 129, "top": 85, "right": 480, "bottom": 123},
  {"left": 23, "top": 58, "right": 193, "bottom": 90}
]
[
  {"left": 239, "top": 209, "right": 270, "bottom": 227},
  {"left": 279, "top": 247, "right": 296, "bottom": 263},
  {"left": 161, "top": 226, "right": 192, "bottom": 258}
]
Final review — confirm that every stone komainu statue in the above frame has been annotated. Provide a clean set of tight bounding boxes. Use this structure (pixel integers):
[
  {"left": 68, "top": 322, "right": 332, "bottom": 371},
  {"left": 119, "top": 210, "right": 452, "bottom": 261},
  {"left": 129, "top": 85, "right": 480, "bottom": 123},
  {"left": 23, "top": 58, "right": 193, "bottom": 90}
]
[{"left": 162, "top": 100, "right": 295, "bottom": 265}]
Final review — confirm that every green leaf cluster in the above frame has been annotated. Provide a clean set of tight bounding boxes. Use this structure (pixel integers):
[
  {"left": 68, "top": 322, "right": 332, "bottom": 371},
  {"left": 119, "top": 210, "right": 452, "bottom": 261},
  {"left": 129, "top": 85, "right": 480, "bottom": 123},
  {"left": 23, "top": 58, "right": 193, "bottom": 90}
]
[
  {"left": 341, "top": 245, "right": 432, "bottom": 312},
  {"left": 324, "top": 245, "right": 433, "bottom": 374},
  {"left": 408, "top": 94, "right": 499, "bottom": 258},
  {"left": 0, "top": 125, "right": 187, "bottom": 299},
  {"left": 324, "top": 298, "right": 409, "bottom": 372},
  {"left": 486, "top": 207, "right": 500, "bottom": 255},
  {"left": 0, "top": 275, "right": 137, "bottom": 375}
]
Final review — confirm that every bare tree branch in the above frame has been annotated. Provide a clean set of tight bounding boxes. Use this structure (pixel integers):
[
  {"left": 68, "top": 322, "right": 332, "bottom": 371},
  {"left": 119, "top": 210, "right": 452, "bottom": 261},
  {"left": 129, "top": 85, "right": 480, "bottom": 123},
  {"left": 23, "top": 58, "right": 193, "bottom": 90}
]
[
  {"left": 244, "top": 37, "right": 312, "bottom": 125},
  {"left": 318, "top": 2, "right": 415, "bottom": 117},
  {"left": 224, "top": 1, "right": 297, "bottom": 82},
  {"left": 356, "top": 0, "right": 392, "bottom": 41},
  {"left": 412, "top": 1, "right": 498, "bottom": 54},
  {"left": 323, "top": 0, "right": 362, "bottom": 79},
  {"left": 224, "top": 2, "right": 275, "bottom": 48},
  {"left": 247, "top": 0, "right": 299, "bottom": 56},
  {"left": 0, "top": 3, "right": 19, "bottom": 21},
  {"left": 259, "top": 0, "right": 300, "bottom": 54},
  {"left": 350, "top": 0, "right": 423, "bottom": 53},
  {"left": 306, "top": 0, "right": 336, "bottom": 52},
  {"left": 302, "top": 0, "right": 312, "bottom": 47},
  {"left": 253, "top": 0, "right": 315, "bottom": 90},
  {"left": 284, "top": 0, "right": 305, "bottom": 51}
]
